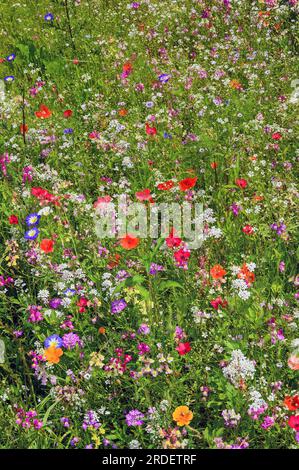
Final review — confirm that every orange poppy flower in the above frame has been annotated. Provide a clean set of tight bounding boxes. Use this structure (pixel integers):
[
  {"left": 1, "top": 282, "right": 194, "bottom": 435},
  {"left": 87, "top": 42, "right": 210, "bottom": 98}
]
[
  {"left": 238, "top": 263, "right": 255, "bottom": 285},
  {"left": 230, "top": 79, "right": 242, "bottom": 90},
  {"left": 284, "top": 395, "right": 299, "bottom": 411},
  {"left": 98, "top": 327, "right": 106, "bottom": 335},
  {"left": 35, "top": 104, "right": 52, "bottom": 119},
  {"left": 210, "top": 264, "right": 227, "bottom": 280},
  {"left": 44, "top": 345, "right": 63, "bottom": 364},
  {"left": 119, "top": 108, "right": 128, "bottom": 117},
  {"left": 172, "top": 406, "right": 193, "bottom": 426},
  {"left": 40, "top": 239, "right": 54, "bottom": 253},
  {"left": 120, "top": 234, "right": 139, "bottom": 250}
]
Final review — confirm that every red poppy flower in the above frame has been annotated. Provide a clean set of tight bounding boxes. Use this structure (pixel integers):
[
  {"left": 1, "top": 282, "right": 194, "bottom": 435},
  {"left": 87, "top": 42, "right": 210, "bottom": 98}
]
[
  {"left": 178, "top": 177, "right": 197, "bottom": 191},
  {"left": 63, "top": 109, "right": 73, "bottom": 118},
  {"left": 73, "top": 58, "right": 79, "bottom": 65},
  {"left": 35, "top": 104, "right": 52, "bottom": 119},
  {"left": 135, "top": 189, "right": 153, "bottom": 202},
  {"left": 236, "top": 178, "right": 247, "bottom": 189},
  {"left": 272, "top": 132, "right": 282, "bottom": 140},
  {"left": 288, "top": 415, "right": 299, "bottom": 431},
  {"left": 123, "top": 62, "right": 133, "bottom": 73},
  {"left": 8, "top": 215, "right": 18, "bottom": 225},
  {"left": 176, "top": 342, "right": 191, "bottom": 355},
  {"left": 210, "top": 162, "right": 218, "bottom": 169},
  {"left": 284, "top": 395, "right": 299, "bottom": 411},
  {"left": 145, "top": 123, "right": 157, "bottom": 136},
  {"left": 242, "top": 225, "right": 254, "bottom": 235},
  {"left": 157, "top": 180, "right": 174, "bottom": 191},
  {"left": 40, "top": 239, "right": 54, "bottom": 253},
  {"left": 120, "top": 234, "right": 139, "bottom": 250}
]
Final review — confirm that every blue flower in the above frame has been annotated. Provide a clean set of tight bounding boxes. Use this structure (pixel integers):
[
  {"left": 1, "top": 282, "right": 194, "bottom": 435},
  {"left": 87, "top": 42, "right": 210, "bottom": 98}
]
[
  {"left": 158, "top": 73, "right": 170, "bottom": 84},
  {"left": 4, "top": 76, "right": 14, "bottom": 83},
  {"left": 6, "top": 54, "right": 16, "bottom": 62},
  {"left": 44, "top": 13, "right": 54, "bottom": 21},
  {"left": 44, "top": 334, "right": 63, "bottom": 349},
  {"left": 24, "top": 227, "right": 39, "bottom": 240},
  {"left": 63, "top": 128, "right": 73, "bottom": 134},
  {"left": 163, "top": 132, "right": 172, "bottom": 139},
  {"left": 25, "top": 213, "right": 41, "bottom": 226}
]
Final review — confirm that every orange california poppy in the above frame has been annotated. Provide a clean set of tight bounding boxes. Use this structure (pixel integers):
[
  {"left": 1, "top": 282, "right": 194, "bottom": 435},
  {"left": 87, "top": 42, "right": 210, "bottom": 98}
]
[
  {"left": 35, "top": 104, "right": 52, "bottom": 119},
  {"left": 44, "top": 345, "right": 63, "bottom": 364},
  {"left": 210, "top": 264, "right": 227, "bottom": 280},
  {"left": 120, "top": 234, "right": 139, "bottom": 250},
  {"left": 119, "top": 108, "right": 128, "bottom": 117},
  {"left": 172, "top": 406, "right": 193, "bottom": 427},
  {"left": 98, "top": 327, "right": 106, "bottom": 335},
  {"left": 40, "top": 239, "right": 54, "bottom": 253}
]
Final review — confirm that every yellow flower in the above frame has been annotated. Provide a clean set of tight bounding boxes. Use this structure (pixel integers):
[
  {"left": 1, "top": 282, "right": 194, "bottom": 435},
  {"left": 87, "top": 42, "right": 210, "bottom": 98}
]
[{"left": 172, "top": 406, "right": 193, "bottom": 426}]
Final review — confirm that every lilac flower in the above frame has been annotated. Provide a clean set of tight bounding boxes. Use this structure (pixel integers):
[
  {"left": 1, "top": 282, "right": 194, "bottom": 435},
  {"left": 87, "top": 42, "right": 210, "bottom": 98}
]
[
  {"left": 111, "top": 299, "right": 127, "bottom": 314},
  {"left": 125, "top": 409, "right": 145, "bottom": 426},
  {"left": 138, "top": 323, "right": 150, "bottom": 335},
  {"left": 149, "top": 263, "right": 165, "bottom": 275},
  {"left": 82, "top": 410, "right": 100, "bottom": 431},
  {"left": 261, "top": 416, "right": 275, "bottom": 429},
  {"left": 61, "top": 417, "right": 70, "bottom": 428},
  {"left": 62, "top": 333, "right": 82, "bottom": 350}
]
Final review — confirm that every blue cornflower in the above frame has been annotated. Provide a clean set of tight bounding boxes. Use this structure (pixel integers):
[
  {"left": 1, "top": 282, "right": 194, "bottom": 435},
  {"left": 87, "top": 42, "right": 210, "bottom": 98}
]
[
  {"left": 63, "top": 128, "right": 73, "bottom": 134},
  {"left": 6, "top": 54, "right": 16, "bottom": 62},
  {"left": 158, "top": 73, "right": 170, "bottom": 84},
  {"left": 25, "top": 213, "right": 41, "bottom": 226},
  {"left": 44, "top": 334, "right": 63, "bottom": 349},
  {"left": 4, "top": 76, "right": 14, "bottom": 83},
  {"left": 163, "top": 132, "right": 172, "bottom": 139},
  {"left": 44, "top": 12, "right": 54, "bottom": 21},
  {"left": 24, "top": 227, "right": 39, "bottom": 240}
]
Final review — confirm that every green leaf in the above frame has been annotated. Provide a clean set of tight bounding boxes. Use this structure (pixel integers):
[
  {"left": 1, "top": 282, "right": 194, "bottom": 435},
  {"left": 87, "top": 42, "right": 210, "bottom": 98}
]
[{"left": 158, "top": 280, "right": 184, "bottom": 292}]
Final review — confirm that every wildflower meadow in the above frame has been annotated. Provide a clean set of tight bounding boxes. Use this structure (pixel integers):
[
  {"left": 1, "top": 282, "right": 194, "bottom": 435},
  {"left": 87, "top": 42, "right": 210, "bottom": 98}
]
[{"left": 0, "top": 0, "right": 298, "bottom": 454}]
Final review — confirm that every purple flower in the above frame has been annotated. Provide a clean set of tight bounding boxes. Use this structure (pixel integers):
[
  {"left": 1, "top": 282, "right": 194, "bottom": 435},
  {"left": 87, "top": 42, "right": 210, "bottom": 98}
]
[
  {"left": 125, "top": 409, "right": 145, "bottom": 426},
  {"left": 111, "top": 299, "right": 127, "bottom": 314},
  {"left": 138, "top": 323, "right": 150, "bottom": 335},
  {"left": 261, "top": 416, "right": 275, "bottom": 429},
  {"left": 62, "top": 333, "right": 82, "bottom": 350},
  {"left": 49, "top": 297, "right": 62, "bottom": 309},
  {"left": 137, "top": 342, "right": 150, "bottom": 355},
  {"left": 149, "top": 263, "right": 165, "bottom": 275}
]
